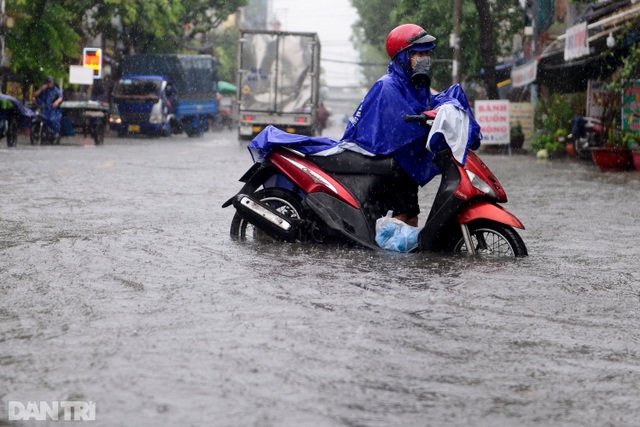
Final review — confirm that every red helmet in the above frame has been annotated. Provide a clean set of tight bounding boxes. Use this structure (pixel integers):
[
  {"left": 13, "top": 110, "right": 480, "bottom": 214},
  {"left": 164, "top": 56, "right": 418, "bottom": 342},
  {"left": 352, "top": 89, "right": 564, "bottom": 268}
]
[{"left": 385, "top": 24, "right": 436, "bottom": 59}]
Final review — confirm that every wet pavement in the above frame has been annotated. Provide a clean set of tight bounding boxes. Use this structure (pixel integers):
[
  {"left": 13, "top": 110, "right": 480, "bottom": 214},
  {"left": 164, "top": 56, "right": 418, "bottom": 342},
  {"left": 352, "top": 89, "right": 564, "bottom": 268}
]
[{"left": 2, "top": 121, "right": 640, "bottom": 426}]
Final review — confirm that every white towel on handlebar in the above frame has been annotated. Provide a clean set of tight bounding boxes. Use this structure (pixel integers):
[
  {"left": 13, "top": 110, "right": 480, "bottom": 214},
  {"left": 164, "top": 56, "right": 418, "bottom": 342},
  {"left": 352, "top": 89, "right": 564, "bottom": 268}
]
[{"left": 426, "top": 103, "right": 471, "bottom": 164}]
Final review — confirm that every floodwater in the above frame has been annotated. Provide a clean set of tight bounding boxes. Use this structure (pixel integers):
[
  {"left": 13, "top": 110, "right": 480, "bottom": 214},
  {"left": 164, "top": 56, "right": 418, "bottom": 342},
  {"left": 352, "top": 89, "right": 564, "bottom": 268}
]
[{"left": 1, "top": 120, "right": 640, "bottom": 426}]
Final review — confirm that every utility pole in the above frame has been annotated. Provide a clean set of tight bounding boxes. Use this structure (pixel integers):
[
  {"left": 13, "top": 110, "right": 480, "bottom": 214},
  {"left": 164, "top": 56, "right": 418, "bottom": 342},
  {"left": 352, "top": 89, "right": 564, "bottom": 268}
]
[{"left": 451, "top": 0, "right": 462, "bottom": 84}]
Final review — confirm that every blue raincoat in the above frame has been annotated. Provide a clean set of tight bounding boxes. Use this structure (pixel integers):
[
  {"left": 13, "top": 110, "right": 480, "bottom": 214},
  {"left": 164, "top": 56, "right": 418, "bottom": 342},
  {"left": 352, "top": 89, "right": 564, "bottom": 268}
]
[
  {"left": 249, "top": 49, "right": 481, "bottom": 186},
  {"left": 342, "top": 49, "right": 481, "bottom": 185},
  {"left": 35, "top": 85, "right": 63, "bottom": 134}
]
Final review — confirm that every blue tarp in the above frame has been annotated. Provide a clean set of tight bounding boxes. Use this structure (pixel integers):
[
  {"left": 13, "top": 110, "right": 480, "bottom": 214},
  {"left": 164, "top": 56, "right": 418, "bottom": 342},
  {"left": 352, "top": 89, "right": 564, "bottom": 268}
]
[{"left": 0, "top": 93, "right": 35, "bottom": 130}]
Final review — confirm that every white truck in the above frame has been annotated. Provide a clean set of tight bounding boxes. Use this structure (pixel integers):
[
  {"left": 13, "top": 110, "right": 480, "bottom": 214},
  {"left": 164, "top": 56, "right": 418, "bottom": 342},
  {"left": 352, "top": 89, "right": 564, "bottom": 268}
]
[{"left": 237, "top": 30, "right": 321, "bottom": 140}]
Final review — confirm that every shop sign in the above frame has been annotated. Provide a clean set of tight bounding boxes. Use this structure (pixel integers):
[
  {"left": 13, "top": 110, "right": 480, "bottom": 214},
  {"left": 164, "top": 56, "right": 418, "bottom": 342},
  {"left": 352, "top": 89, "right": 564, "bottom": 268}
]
[
  {"left": 565, "top": 22, "right": 590, "bottom": 61},
  {"left": 475, "top": 100, "right": 510, "bottom": 145},
  {"left": 586, "top": 80, "right": 608, "bottom": 119},
  {"left": 622, "top": 80, "right": 640, "bottom": 133},
  {"left": 511, "top": 59, "right": 537, "bottom": 88},
  {"left": 509, "top": 102, "right": 534, "bottom": 139}
]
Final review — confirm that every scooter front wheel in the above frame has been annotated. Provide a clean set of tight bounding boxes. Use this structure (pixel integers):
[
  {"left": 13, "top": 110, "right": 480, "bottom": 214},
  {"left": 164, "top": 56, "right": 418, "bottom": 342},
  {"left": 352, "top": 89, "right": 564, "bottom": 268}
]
[
  {"left": 451, "top": 220, "right": 527, "bottom": 257},
  {"left": 230, "top": 188, "right": 305, "bottom": 242}
]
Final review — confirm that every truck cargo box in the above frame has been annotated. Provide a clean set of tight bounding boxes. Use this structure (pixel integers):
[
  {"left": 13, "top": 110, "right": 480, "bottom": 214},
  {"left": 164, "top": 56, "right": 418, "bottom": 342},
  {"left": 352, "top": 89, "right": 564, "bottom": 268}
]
[
  {"left": 120, "top": 54, "right": 218, "bottom": 100},
  {"left": 237, "top": 30, "right": 321, "bottom": 139}
]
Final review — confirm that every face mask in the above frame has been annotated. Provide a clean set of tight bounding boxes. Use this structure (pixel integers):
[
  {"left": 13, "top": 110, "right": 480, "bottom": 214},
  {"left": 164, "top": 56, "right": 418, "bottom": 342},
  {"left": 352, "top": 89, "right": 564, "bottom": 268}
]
[
  {"left": 412, "top": 56, "right": 431, "bottom": 71},
  {"left": 410, "top": 56, "right": 431, "bottom": 88}
]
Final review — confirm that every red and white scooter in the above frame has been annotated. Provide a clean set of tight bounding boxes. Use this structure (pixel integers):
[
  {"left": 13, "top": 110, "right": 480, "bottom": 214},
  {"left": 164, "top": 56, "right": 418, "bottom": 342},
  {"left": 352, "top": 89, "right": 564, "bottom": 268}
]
[{"left": 223, "top": 112, "right": 527, "bottom": 257}]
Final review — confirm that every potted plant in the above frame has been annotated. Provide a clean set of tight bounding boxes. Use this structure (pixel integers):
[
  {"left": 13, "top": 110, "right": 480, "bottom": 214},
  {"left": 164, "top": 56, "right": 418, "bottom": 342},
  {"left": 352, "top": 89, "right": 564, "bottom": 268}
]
[
  {"left": 552, "top": 128, "right": 569, "bottom": 158},
  {"left": 591, "top": 125, "right": 633, "bottom": 171},
  {"left": 624, "top": 133, "right": 640, "bottom": 171},
  {"left": 531, "top": 131, "right": 563, "bottom": 159},
  {"left": 545, "top": 138, "right": 566, "bottom": 159},
  {"left": 592, "top": 37, "right": 640, "bottom": 171},
  {"left": 531, "top": 132, "right": 551, "bottom": 159},
  {"left": 510, "top": 121, "right": 525, "bottom": 151}
]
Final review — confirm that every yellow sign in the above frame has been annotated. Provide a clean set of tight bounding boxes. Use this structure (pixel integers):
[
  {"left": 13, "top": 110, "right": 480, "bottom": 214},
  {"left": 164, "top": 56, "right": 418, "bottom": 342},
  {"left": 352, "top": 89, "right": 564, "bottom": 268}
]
[
  {"left": 83, "top": 48, "right": 102, "bottom": 78},
  {"left": 509, "top": 102, "right": 534, "bottom": 139}
]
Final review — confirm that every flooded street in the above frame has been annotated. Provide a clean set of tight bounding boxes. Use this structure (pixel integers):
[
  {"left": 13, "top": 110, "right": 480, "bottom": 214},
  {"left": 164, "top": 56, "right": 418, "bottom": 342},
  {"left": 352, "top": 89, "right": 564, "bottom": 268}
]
[{"left": 2, "top": 120, "right": 640, "bottom": 426}]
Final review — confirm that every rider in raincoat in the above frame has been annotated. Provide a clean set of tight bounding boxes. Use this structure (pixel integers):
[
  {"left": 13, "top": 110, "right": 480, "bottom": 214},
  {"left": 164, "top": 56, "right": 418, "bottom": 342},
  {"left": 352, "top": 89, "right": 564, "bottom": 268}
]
[
  {"left": 342, "top": 24, "right": 481, "bottom": 226},
  {"left": 33, "top": 76, "right": 63, "bottom": 143},
  {"left": 248, "top": 24, "right": 481, "bottom": 227}
]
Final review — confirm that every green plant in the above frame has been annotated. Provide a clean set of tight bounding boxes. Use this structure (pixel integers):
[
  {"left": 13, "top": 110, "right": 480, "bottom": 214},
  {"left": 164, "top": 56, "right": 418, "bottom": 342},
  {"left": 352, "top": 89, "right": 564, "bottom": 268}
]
[
  {"left": 530, "top": 132, "right": 551, "bottom": 152},
  {"left": 623, "top": 132, "right": 640, "bottom": 150},
  {"left": 545, "top": 140, "right": 565, "bottom": 152},
  {"left": 534, "top": 93, "right": 581, "bottom": 137},
  {"left": 512, "top": 121, "right": 524, "bottom": 137},
  {"left": 553, "top": 127, "right": 568, "bottom": 142},
  {"left": 598, "top": 29, "right": 640, "bottom": 146},
  {"left": 531, "top": 131, "right": 564, "bottom": 153}
]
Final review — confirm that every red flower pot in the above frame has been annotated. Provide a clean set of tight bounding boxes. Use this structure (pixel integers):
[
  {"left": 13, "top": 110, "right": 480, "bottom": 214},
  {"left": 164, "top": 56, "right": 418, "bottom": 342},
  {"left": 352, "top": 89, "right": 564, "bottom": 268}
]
[
  {"left": 591, "top": 147, "right": 633, "bottom": 172},
  {"left": 633, "top": 151, "right": 640, "bottom": 171},
  {"left": 565, "top": 142, "right": 576, "bottom": 158}
]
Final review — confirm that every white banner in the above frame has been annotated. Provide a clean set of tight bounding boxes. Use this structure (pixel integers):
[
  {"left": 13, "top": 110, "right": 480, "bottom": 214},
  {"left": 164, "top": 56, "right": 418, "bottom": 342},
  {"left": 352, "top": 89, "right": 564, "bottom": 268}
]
[
  {"left": 564, "top": 22, "right": 590, "bottom": 61},
  {"left": 475, "top": 100, "right": 510, "bottom": 145},
  {"left": 511, "top": 59, "right": 538, "bottom": 88},
  {"left": 69, "top": 65, "right": 94, "bottom": 85}
]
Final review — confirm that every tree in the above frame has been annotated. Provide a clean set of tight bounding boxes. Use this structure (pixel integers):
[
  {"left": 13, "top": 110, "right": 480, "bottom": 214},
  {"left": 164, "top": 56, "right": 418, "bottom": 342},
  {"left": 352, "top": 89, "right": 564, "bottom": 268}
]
[
  {"left": 474, "top": 0, "right": 499, "bottom": 99},
  {"left": 6, "top": 0, "right": 81, "bottom": 89},
  {"left": 350, "top": 0, "right": 523, "bottom": 98},
  {"left": 4, "top": 0, "right": 248, "bottom": 90},
  {"left": 211, "top": 25, "right": 240, "bottom": 83}
]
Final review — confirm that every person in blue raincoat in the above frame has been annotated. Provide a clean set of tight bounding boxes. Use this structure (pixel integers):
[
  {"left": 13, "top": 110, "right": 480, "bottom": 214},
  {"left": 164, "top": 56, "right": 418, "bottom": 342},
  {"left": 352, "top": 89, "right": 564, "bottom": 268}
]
[
  {"left": 342, "top": 24, "right": 481, "bottom": 227},
  {"left": 33, "top": 76, "right": 63, "bottom": 143}
]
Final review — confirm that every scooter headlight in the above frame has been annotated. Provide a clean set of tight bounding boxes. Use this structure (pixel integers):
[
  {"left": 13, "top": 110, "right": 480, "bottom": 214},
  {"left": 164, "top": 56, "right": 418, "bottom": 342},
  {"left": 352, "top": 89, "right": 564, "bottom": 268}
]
[{"left": 466, "top": 170, "right": 497, "bottom": 198}]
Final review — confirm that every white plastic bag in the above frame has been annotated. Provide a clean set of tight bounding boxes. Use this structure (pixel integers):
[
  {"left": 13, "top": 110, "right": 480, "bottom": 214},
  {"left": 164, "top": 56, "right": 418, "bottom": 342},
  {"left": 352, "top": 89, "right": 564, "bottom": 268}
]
[{"left": 375, "top": 210, "right": 420, "bottom": 252}]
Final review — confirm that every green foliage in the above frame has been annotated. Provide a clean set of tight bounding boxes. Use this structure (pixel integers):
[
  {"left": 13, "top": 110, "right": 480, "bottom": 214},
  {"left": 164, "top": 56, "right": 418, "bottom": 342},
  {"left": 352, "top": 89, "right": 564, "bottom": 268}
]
[
  {"left": 530, "top": 132, "right": 551, "bottom": 152},
  {"left": 530, "top": 131, "right": 563, "bottom": 153},
  {"left": 534, "top": 92, "right": 583, "bottom": 137},
  {"left": 349, "top": 0, "right": 403, "bottom": 86},
  {"left": 6, "top": 0, "right": 81, "bottom": 88},
  {"left": 512, "top": 121, "right": 523, "bottom": 137},
  {"left": 212, "top": 26, "right": 240, "bottom": 83},
  {"left": 350, "top": 0, "right": 524, "bottom": 91},
  {"left": 4, "top": 0, "right": 248, "bottom": 90},
  {"left": 599, "top": 34, "right": 640, "bottom": 146},
  {"left": 623, "top": 132, "right": 640, "bottom": 150}
]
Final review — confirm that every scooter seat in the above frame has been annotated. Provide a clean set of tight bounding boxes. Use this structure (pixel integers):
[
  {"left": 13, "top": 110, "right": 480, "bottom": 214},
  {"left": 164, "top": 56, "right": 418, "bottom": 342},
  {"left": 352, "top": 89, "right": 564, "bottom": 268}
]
[{"left": 310, "top": 150, "right": 397, "bottom": 175}]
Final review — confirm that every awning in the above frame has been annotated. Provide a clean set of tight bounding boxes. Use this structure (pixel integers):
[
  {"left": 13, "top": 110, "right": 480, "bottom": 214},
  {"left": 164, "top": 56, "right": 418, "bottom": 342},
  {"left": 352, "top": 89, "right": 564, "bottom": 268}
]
[{"left": 218, "top": 81, "right": 237, "bottom": 95}]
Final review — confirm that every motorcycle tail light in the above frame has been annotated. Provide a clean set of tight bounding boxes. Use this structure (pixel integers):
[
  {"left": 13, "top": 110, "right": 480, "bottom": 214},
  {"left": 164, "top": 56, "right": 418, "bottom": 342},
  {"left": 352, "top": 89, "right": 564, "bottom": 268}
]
[
  {"left": 296, "top": 117, "right": 306, "bottom": 123},
  {"left": 466, "top": 170, "right": 497, "bottom": 199}
]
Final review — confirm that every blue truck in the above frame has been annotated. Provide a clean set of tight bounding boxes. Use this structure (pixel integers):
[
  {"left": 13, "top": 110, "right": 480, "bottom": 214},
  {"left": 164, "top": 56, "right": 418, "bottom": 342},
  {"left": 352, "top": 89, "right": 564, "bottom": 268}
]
[{"left": 110, "top": 54, "right": 218, "bottom": 137}]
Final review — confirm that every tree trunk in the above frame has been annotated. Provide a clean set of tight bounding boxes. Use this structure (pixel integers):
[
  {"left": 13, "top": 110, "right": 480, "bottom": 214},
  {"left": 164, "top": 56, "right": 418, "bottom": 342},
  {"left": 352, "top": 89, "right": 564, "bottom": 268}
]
[{"left": 474, "top": 0, "right": 500, "bottom": 99}]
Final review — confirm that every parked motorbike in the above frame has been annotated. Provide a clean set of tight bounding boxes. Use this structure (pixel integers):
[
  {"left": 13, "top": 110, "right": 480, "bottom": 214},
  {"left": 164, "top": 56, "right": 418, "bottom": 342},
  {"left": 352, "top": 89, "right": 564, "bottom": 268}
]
[
  {"left": 0, "top": 116, "right": 18, "bottom": 147},
  {"left": 222, "top": 113, "right": 527, "bottom": 257},
  {"left": 568, "top": 115, "right": 603, "bottom": 160},
  {"left": 29, "top": 106, "right": 59, "bottom": 146}
]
